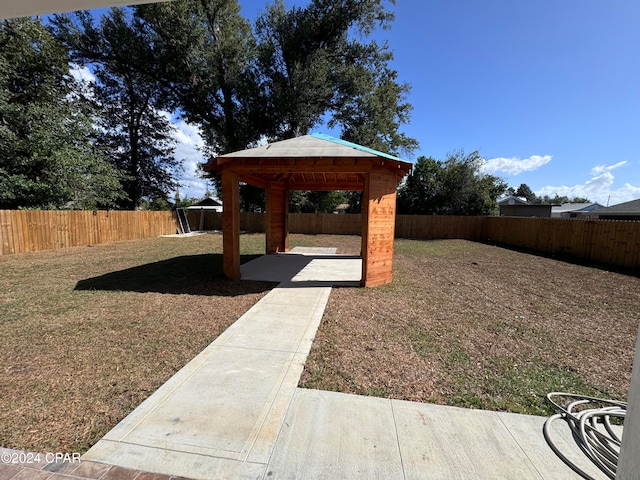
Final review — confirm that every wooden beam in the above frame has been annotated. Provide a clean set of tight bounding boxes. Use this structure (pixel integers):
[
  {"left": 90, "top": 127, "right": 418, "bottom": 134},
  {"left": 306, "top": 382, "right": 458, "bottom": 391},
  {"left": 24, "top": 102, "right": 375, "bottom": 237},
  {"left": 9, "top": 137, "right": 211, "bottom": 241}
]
[
  {"left": 239, "top": 173, "right": 269, "bottom": 189},
  {"left": 361, "top": 166, "right": 398, "bottom": 287},
  {"left": 360, "top": 173, "right": 371, "bottom": 287},
  {"left": 216, "top": 157, "right": 382, "bottom": 174},
  {"left": 288, "top": 182, "right": 365, "bottom": 191},
  {"left": 222, "top": 169, "right": 240, "bottom": 280},
  {"left": 265, "top": 182, "right": 289, "bottom": 254},
  {"left": 208, "top": 155, "right": 412, "bottom": 176}
]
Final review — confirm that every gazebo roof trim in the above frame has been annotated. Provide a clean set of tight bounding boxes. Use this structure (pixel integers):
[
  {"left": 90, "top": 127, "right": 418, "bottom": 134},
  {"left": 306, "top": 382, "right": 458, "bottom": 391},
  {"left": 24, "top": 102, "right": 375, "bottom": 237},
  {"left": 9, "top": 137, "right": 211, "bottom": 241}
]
[
  {"left": 210, "top": 134, "right": 410, "bottom": 165},
  {"left": 308, "top": 133, "right": 406, "bottom": 162}
]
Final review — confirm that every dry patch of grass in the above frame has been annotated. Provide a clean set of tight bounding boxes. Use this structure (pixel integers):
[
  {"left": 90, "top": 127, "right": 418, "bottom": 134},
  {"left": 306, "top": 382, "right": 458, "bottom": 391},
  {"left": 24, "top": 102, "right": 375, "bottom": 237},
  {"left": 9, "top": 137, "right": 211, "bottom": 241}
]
[
  {"left": 300, "top": 238, "right": 640, "bottom": 416},
  {"left": 0, "top": 233, "right": 273, "bottom": 453},
  {"left": 3, "top": 232, "right": 638, "bottom": 454}
]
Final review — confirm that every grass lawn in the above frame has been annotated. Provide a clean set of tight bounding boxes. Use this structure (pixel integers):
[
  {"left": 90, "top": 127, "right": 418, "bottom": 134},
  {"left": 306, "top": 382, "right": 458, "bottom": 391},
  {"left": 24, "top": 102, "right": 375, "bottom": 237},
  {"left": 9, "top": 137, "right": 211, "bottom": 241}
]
[
  {"left": 299, "top": 237, "right": 640, "bottom": 416},
  {"left": 1, "top": 233, "right": 638, "bottom": 454},
  {"left": 0, "top": 233, "right": 274, "bottom": 453}
]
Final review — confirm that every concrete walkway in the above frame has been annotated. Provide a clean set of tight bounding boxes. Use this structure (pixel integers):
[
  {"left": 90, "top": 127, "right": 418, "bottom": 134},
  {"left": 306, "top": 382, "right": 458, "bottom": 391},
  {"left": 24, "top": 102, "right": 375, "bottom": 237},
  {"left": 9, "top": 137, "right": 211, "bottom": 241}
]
[
  {"left": 78, "top": 248, "right": 606, "bottom": 480},
  {"left": 82, "top": 249, "right": 361, "bottom": 479}
]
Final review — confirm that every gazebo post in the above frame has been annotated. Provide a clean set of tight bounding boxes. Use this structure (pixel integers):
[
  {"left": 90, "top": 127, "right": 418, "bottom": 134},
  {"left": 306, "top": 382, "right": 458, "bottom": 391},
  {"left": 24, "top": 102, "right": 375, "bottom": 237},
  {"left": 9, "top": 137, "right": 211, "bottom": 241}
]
[
  {"left": 265, "top": 181, "right": 289, "bottom": 254},
  {"left": 361, "top": 166, "right": 398, "bottom": 287},
  {"left": 221, "top": 168, "right": 241, "bottom": 279}
]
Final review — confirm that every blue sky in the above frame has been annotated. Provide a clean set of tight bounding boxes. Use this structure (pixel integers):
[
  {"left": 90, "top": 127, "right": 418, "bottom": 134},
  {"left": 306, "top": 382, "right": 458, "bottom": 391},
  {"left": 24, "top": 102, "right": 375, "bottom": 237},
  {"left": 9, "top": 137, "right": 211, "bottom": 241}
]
[
  {"left": 79, "top": 1, "right": 640, "bottom": 206},
  {"left": 232, "top": 0, "right": 640, "bottom": 206}
]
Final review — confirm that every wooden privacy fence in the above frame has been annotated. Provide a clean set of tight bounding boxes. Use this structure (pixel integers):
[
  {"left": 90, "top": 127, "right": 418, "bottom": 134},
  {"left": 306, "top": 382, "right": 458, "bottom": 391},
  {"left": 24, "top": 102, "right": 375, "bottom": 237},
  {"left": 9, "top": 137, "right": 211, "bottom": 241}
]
[
  {"left": 481, "top": 216, "right": 640, "bottom": 270},
  {"left": 289, "top": 213, "right": 362, "bottom": 235},
  {"left": 0, "top": 210, "right": 176, "bottom": 255},
  {"left": 184, "top": 210, "right": 263, "bottom": 232},
  {"left": 184, "top": 211, "right": 363, "bottom": 235},
  {"left": 186, "top": 212, "right": 640, "bottom": 270},
  {"left": 2, "top": 210, "right": 639, "bottom": 270}
]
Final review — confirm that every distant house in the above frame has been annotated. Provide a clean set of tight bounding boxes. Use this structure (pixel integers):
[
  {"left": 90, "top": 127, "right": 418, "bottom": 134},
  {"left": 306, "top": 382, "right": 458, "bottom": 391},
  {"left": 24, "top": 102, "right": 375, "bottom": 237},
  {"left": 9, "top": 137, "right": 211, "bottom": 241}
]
[
  {"left": 498, "top": 195, "right": 551, "bottom": 217},
  {"left": 594, "top": 199, "right": 640, "bottom": 220},
  {"left": 551, "top": 203, "right": 603, "bottom": 219},
  {"left": 187, "top": 196, "right": 223, "bottom": 213},
  {"left": 186, "top": 196, "right": 223, "bottom": 231}
]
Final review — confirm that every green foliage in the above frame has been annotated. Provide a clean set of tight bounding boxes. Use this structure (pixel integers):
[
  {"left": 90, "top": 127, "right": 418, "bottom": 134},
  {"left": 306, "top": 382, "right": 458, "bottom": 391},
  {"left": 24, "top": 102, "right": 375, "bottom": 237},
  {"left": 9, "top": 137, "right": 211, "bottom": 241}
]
[
  {"left": 135, "top": 0, "right": 263, "bottom": 153},
  {"left": 139, "top": 197, "right": 173, "bottom": 211},
  {"left": 255, "top": 0, "right": 336, "bottom": 139},
  {"left": 532, "top": 193, "right": 592, "bottom": 205},
  {"left": 397, "top": 151, "right": 507, "bottom": 215},
  {"left": 139, "top": 0, "right": 414, "bottom": 210},
  {"left": 329, "top": 43, "right": 417, "bottom": 157},
  {"left": 236, "top": 188, "right": 348, "bottom": 214},
  {"left": 289, "top": 191, "right": 348, "bottom": 213},
  {"left": 0, "top": 18, "right": 125, "bottom": 209},
  {"left": 51, "top": 9, "right": 181, "bottom": 209},
  {"left": 2, "top": 2, "right": 415, "bottom": 213},
  {"left": 254, "top": 0, "right": 416, "bottom": 156},
  {"left": 239, "top": 184, "right": 265, "bottom": 212},
  {"left": 345, "top": 191, "right": 363, "bottom": 213},
  {"left": 507, "top": 183, "right": 592, "bottom": 205},
  {"left": 515, "top": 183, "right": 536, "bottom": 203}
]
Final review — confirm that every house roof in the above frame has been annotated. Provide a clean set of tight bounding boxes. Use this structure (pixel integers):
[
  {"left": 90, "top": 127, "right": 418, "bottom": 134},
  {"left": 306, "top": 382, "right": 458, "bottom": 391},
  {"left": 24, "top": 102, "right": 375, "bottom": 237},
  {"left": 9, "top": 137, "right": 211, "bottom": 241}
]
[
  {"left": 0, "top": 0, "right": 166, "bottom": 19},
  {"left": 551, "top": 203, "right": 602, "bottom": 213},
  {"left": 498, "top": 195, "right": 529, "bottom": 206},
  {"left": 204, "top": 133, "right": 412, "bottom": 191},
  {"left": 190, "top": 197, "right": 222, "bottom": 207},
  {"left": 596, "top": 198, "right": 640, "bottom": 215}
]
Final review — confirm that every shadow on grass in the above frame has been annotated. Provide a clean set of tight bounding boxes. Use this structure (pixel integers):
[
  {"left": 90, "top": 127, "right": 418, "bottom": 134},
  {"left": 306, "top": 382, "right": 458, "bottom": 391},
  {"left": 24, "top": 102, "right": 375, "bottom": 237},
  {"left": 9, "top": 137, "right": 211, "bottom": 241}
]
[{"left": 74, "top": 254, "right": 276, "bottom": 296}]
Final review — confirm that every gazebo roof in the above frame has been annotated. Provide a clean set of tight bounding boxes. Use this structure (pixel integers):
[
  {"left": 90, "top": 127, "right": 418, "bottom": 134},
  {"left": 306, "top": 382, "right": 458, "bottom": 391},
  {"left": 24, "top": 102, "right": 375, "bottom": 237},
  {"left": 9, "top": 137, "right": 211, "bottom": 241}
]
[{"left": 205, "top": 133, "right": 412, "bottom": 191}]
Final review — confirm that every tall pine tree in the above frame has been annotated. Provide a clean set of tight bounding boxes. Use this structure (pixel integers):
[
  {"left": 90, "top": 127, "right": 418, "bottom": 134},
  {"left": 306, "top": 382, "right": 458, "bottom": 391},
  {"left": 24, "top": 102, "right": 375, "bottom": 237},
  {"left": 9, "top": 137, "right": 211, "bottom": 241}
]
[{"left": 52, "top": 9, "right": 181, "bottom": 209}]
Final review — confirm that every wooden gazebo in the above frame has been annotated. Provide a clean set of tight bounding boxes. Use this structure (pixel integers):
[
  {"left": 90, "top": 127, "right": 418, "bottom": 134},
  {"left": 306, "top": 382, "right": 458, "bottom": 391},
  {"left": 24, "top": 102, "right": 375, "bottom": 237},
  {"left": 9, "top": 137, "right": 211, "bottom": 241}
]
[{"left": 205, "top": 133, "right": 412, "bottom": 287}]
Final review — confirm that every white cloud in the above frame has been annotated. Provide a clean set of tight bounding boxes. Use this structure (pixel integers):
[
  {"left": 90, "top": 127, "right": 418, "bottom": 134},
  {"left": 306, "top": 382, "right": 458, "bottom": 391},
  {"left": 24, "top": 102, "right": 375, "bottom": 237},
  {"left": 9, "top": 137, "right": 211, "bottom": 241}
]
[
  {"left": 64, "top": 68, "right": 212, "bottom": 200},
  {"left": 536, "top": 162, "right": 640, "bottom": 205},
  {"left": 69, "top": 63, "right": 96, "bottom": 84},
  {"left": 590, "top": 161, "right": 627, "bottom": 176},
  {"left": 170, "top": 120, "right": 213, "bottom": 200},
  {"left": 481, "top": 155, "right": 552, "bottom": 175},
  {"left": 67, "top": 64, "right": 96, "bottom": 100}
]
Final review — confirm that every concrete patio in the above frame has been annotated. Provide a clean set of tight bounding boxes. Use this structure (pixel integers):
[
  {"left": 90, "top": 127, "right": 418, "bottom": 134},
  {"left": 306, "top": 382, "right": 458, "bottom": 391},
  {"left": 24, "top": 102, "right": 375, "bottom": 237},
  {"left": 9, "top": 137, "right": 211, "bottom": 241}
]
[{"left": 60, "top": 249, "right": 610, "bottom": 479}]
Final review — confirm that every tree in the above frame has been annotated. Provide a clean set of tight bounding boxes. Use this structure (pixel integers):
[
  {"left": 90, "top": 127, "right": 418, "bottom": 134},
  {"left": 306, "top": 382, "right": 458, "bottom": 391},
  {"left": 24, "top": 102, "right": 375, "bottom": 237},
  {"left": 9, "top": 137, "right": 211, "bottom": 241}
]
[
  {"left": 532, "top": 194, "right": 592, "bottom": 205},
  {"left": 329, "top": 43, "right": 417, "bottom": 157},
  {"left": 397, "top": 151, "right": 506, "bottom": 215},
  {"left": 0, "top": 18, "right": 124, "bottom": 209},
  {"left": 239, "top": 184, "right": 265, "bottom": 212},
  {"left": 505, "top": 183, "right": 593, "bottom": 205},
  {"left": 252, "top": 0, "right": 415, "bottom": 212},
  {"left": 134, "top": 0, "right": 268, "bottom": 200},
  {"left": 345, "top": 191, "right": 363, "bottom": 213},
  {"left": 289, "top": 190, "right": 348, "bottom": 213},
  {"left": 396, "top": 156, "right": 443, "bottom": 215},
  {"left": 52, "top": 9, "right": 181, "bottom": 209},
  {"left": 137, "top": 0, "right": 416, "bottom": 211},
  {"left": 515, "top": 183, "right": 536, "bottom": 203},
  {"left": 136, "top": 0, "right": 263, "bottom": 154},
  {"left": 254, "top": 0, "right": 416, "bottom": 155}
]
